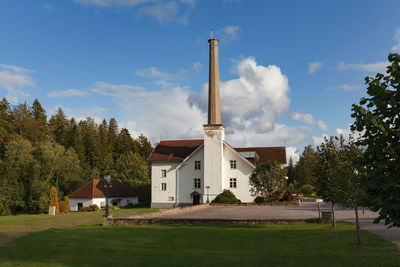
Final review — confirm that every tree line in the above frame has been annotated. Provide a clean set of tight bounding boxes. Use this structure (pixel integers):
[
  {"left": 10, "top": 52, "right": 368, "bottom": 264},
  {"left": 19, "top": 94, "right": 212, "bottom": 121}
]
[{"left": 0, "top": 98, "right": 153, "bottom": 215}]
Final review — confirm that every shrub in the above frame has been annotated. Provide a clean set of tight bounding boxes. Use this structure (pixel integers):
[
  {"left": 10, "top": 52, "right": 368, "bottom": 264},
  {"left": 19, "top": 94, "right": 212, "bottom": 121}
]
[
  {"left": 300, "top": 184, "right": 315, "bottom": 197},
  {"left": 122, "top": 202, "right": 135, "bottom": 209},
  {"left": 109, "top": 205, "right": 118, "bottom": 210},
  {"left": 64, "top": 196, "right": 71, "bottom": 212},
  {"left": 59, "top": 201, "right": 69, "bottom": 213},
  {"left": 48, "top": 186, "right": 59, "bottom": 214},
  {"left": 254, "top": 196, "right": 266, "bottom": 204},
  {"left": 281, "top": 188, "right": 299, "bottom": 202},
  {"left": 212, "top": 190, "right": 241, "bottom": 204},
  {"left": 85, "top": 204, "right": 100, "bottom": 212}
]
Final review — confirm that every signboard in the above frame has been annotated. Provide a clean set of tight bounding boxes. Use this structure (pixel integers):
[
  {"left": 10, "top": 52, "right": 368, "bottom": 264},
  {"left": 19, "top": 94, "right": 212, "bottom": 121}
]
[{"left": 316, "top": 199, "right": 324, "bottom": 203}]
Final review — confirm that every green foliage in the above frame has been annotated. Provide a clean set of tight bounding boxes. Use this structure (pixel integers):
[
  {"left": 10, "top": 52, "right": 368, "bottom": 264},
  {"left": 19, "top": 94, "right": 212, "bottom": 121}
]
[
  {"left": 299, "top": 184, "right": 315, "bottom": 197},
  {"left": 351, "top": 53, "right": 400, "bottom": 227},
  {"left": 254, "top": 196, "right": 266, "bottom": 204},
  {"left": 86, "top": 204, "right": 100, "bottom": 212},
  {"left": 249, "top": 161, "right": 287, "bottom": 201},
  {"left": 281, "top": 188, "right": 299, "bottom": 202},
  {"left": 0, "top": 98, "right": 153, "bottom": 215},
  {"left": 212, "top": 190, "right": 241, "bottom": 204},
  {"left": 294, "top": 146, "right": 317, "bottom": 188}
]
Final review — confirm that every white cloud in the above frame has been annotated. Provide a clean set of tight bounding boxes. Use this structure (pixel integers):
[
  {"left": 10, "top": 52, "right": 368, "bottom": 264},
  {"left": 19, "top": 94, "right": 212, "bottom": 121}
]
[
  {"left": 47, "top": 89, "right": 89, "bottom": 98},
  {"left": 136, "top": 67, "right": 173, "bottom": 80},
  {"left": 286, "top": 147, "right": 300, "bottom": 164},
  {"left": 291, "top": 112, "right": 314, "bottom": 125},
  {"left": 74, "top": 0, "right": 152, "bottom": 7},
  {"left": 137, "top": 0, "right": 195, "bottom": 25},
  {"left": 317, "top": 120, "right": 328, "bottom": 132},
  {"left": 308, "top": 61, "right": 324, "bottom": 75},
  {"left": 0, "top": 64, "right": 34, "bottom": 103},
  {"left": 337, "top": 61, "right": 388, "bottom": 73},
  {"left": 291, "top": 111, "right": 328, "bottom": 131},
  {"left": 91, "top": 81, "right": 146, "bottom": 97},
  {"left": 190, "top": 57, "right": 290, "bottom": 134},
  {"left": 311, "top": 133, "right": 329, "bottom": 148},
  {"left": 192, "top": 61, "right": 202, "bottom": 72},
  {"left": 42, "top": 3, "right": 53, "bottom": 11},
  {"left": 339, "top": 83, "right": 362, "bottom": 91},
  {"left": 216, "top": 25, "right": 241, "bottom": 44},
  {"left": 392, "top": 28, "right": 400, "bottom": 53}
]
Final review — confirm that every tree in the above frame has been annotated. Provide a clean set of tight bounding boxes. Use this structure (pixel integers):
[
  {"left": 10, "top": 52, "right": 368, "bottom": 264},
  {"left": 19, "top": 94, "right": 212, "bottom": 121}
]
[
  {"left": 286, "top": 157, "right": 296, "bottom": 186},
  {"left": 295, "top": 145, "right": 317, "bottom": 188},
  {"left": 249, "top": 161, "right": 287, "bottom": 201},
  {"left": 49, "top": 186, "right": 59, "bottom": 214},
  {"left": 49, "top": 108, "right": 68, "bottom": 146},
  {"left": 351, "top": 53, "right": 400, "bottom": 227},
  {"left": 315, "top": 135, "right": 364, "bottom": 244}
]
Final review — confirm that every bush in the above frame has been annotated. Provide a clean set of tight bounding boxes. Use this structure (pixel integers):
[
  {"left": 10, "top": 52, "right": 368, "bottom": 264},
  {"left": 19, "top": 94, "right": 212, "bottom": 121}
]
[
  {"left": 300, "top": 184, "right": 315, "bottom": 197},
  {"left": 254, "top": 196, "right": 266, "bottom": 204},
  {"left": 212, "top": 190, "right": 241, "bottom": 204},
  {"left": 58, "top": 201, "right": 69, "bottom": 213},
  {"left": 86, "top": 204, "right": 100, "bottom": 212},
  {"left": 281, "top": 188, "right": 299, "bottom": 202},
  {"left": 48, "top": 186, "right": 60, "bottom": 214}
]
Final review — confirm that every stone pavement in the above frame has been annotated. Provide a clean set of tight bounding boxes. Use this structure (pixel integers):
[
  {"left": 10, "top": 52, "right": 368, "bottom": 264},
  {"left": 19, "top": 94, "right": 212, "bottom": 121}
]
[{"left": 150, "top": 202, "right": 400, "bottom": 246}]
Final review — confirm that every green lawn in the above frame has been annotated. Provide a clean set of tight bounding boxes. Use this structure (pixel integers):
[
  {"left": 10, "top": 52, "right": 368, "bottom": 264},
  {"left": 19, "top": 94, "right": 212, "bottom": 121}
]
[
  {"left": 0, "top": 208, "right": 157, "bottom": 246},
  {"left": 0, "top": 223, "right": 399, "bottom": 266}
]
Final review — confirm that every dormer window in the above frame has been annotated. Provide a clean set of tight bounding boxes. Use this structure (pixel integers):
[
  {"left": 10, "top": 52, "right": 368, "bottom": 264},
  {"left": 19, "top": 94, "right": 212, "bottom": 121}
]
[
  {"left": 230, "top": 160, "right": 237, "bottom": 169},
  {"left": 195, "top": 160, "right": 201, "bottom": 170}
]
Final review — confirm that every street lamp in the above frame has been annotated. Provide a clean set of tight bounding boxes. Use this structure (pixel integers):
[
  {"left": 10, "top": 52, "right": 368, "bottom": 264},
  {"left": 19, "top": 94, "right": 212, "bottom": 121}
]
[
  {"left": 104, "top": 175, "right": 112, "bottom": 217},
  {"left": 206, "top": 186, "right": 210, "bottom": 203}
]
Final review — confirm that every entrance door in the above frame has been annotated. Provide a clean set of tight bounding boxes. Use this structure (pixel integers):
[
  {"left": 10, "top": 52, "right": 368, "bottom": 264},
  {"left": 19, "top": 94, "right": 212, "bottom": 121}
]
[
  {"left": 77, "top": 203, "right": 83, "bottom": 211},
  {"left": 193, "top": 194, "right": 200, "bottom": 205}
]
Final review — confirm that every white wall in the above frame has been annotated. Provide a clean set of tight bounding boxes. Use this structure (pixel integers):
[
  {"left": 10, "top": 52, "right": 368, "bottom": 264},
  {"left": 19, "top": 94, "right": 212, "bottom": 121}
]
[
  {"left": 223, "top": 144, "right": 255, "bottom": 203},
  {"left": 69, "top": 198, "right": 92, "bottom": 211},
  {"left": 177, "top": 147, "right": 204, "bottom": 204},
  {"left": 151, "top": 161, "right": 178, "bottom": 205},
  {"left": 203, "top": 126, "right": 224, "bottom": 202},
  {"left": 70, "top": 197, "right": 139, "bottom": 211}
]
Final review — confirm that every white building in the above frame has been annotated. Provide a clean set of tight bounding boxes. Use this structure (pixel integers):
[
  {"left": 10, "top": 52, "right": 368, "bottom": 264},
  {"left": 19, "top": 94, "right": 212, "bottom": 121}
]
[
  {"left": 148, "top": 39, "right": 286, "bottom": 208},
  {"left": 69, "top": 179, "right": 138, "bottom": 211}
]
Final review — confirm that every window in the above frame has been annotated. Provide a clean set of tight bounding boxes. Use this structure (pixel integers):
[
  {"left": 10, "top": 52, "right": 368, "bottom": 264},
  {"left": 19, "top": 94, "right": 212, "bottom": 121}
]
[
  {"left": 161, "top": 169, "right": 166, "bottom": 177},
  {"left": 194, "top": 160, "right": 201, "bottom": 170},
  {"left": 194, "top": 178, "right": 201, "bottom": 189},
  {"left": 230, "top": 178, "right": 237, "bottom": 189},
  {"left": 230, "top": 160, "right": 237, "bottom": 169},
  {"left": 168, "top": 196, "right": 174, "bottom": 201},
  {"left": 100, "top": 202, "right": 105, "bottom": 207},
  {"left": 161, "top": 183, "right": 167, "bottom": 191}
]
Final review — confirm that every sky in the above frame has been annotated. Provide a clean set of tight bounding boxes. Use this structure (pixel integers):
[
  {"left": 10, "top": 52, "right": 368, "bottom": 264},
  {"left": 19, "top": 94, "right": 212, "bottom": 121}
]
[{"left": 1, "top": 0, "right": 400, "bottom": 162}]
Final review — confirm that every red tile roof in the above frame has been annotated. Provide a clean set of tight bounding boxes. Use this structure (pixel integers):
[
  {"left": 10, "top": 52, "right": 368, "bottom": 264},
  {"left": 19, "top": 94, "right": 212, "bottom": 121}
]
[
  {"left": 234, "top": 147, "right": 287, "bottom": 165},
  {"left": 147, "top": 139, "right": 286, "bottom": 165},
  {"left": 147, "top": 139, "right": 204, "bottom": 162},
  {"left": 69, "top": 179, "right": 137, "bottom": 198}
]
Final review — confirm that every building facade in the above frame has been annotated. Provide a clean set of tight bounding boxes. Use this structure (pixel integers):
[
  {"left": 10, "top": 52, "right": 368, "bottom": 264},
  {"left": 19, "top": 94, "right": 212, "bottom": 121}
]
[{"left": 148, "top": 39, "right": 286, "bottom": 208}]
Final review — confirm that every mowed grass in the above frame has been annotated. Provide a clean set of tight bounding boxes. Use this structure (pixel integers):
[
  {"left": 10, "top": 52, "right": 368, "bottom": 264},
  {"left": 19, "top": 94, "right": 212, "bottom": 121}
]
[
  {"left": 0, "top": 223, "right": 399, "bottom": 266},
  {"left": 0, "top": 208, "right": 157, "bottom": 246}
]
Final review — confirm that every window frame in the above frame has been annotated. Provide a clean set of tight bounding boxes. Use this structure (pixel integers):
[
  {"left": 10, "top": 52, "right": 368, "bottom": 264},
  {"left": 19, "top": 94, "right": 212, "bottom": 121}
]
[
  {"left": 161, "top": 183, "right": 167, "bottom": 191},
  {"left": 161, "top": 169, "right": 167, "bottom": 177},
  {"left": 194, "top": 178, "right": 201, "bottom": 189},
  {"left": 194, "top": 160, "right": 201, "bottom": 170},
  {"left": 229, "top": 178, "right": 237, "bottom": 189},
  {"left": 230, "top": 160, "right": 237, "bottom": 169}
]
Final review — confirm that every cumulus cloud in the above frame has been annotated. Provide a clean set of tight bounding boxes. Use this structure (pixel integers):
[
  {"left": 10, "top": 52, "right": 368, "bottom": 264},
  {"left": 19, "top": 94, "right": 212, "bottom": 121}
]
[
  {"left": 190, "top": 57, "right": 290, "bottom": 134},
  {"left": 339, "top": 83, "right": 362, "bottom": 91},
  {"left": 337, "top": 61, "right": 388, "bottom": 73},
  {"left": 308, "top": 61, "right": 324, "bottom": 75},
  {"left": 291, "top": 111, "right": 328, "bottom": 131},
  {"left": 47, "top": 89, "right": 89, "bottom": 98},
  {"left": 392, "top": 28, "right": 400, "bottom": 53},
  {"left": 0, "top": 64, "right": 34, "bottom": 103},
  {"left": 286, "top": 146, "right": 300, "bottom": 164}
]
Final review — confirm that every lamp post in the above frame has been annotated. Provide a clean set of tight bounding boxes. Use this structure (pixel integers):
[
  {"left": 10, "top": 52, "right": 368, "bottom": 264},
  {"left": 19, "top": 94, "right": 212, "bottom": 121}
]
[
  {"left": 206, "top": 186, "right": 210, "bottom": 203},
  {"left": 104, "top": 175, "right": 111, "bottom": 217}
]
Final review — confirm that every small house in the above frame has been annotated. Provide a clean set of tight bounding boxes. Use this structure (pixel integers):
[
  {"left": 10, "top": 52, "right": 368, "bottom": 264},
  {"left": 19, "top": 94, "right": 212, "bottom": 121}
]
[{"left": 69, "top": 179, "right": 138, "bottom": 211}]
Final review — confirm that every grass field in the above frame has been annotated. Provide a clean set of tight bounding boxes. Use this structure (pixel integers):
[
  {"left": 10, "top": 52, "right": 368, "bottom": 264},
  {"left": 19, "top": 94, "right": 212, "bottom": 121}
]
[
  {"left": 0, "top": 223, "right": 399, "bottom": 266},
  {"left": 0, "top": 208, "right": 157, "bottom": 246}
]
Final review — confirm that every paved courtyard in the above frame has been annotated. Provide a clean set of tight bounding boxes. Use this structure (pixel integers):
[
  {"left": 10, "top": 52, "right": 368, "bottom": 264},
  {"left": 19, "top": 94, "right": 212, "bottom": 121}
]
[{"left": 150, "top": 202, "right": 400, "bottom": 246}]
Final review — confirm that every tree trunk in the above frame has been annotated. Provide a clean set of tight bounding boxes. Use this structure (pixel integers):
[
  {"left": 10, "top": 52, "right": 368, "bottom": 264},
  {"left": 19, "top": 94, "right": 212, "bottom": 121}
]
[
  {"left": 355, "top": 206, "right": 362, "bottom": 245},
  {"left": 331, "top": 202, "right": 336, "bottom": 228}
]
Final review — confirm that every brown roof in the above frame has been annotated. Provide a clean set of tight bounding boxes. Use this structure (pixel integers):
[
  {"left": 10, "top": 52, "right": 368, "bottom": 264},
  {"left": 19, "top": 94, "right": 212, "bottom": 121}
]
[
  {"left": 69, "top": 179, "right": 137, "bottom": 198},
  {"left": 148, "top": 139, "right": 204, "bottom": 162},
  {"left": 234, "top": 147, "right": 287, "bottom": 165}
]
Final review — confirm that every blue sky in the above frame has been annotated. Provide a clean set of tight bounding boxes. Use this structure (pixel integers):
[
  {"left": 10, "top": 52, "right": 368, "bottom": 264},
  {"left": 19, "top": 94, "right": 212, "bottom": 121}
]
[{"left": 1, "top": 0, "right": 400, "bottom": 161}]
